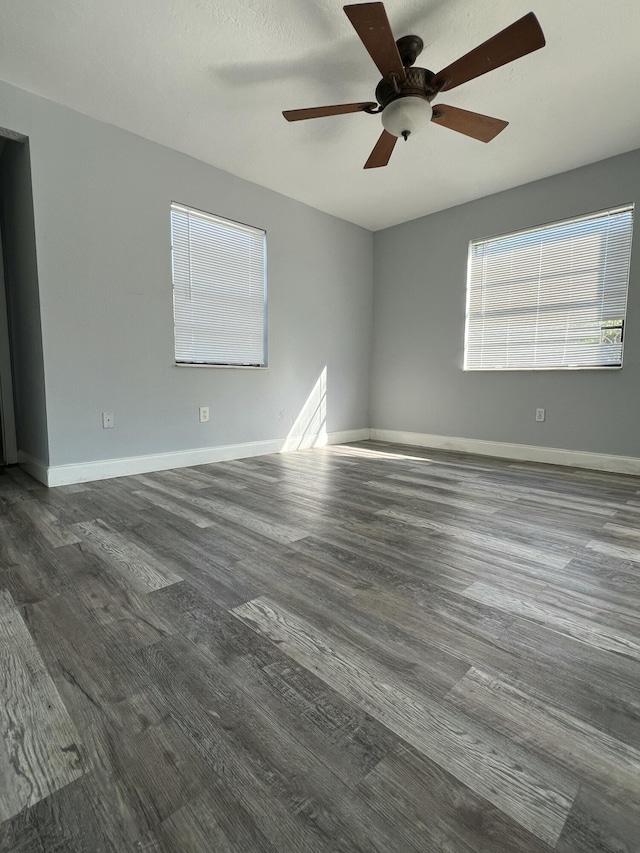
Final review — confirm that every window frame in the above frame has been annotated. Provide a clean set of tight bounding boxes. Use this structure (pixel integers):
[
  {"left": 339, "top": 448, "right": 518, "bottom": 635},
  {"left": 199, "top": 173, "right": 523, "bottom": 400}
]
[
  {"left": 170, "top": 202, "right": 268, "bottom": 369},
  {"left": 463, "top": 204, "right": 634, "bottom": 373}
]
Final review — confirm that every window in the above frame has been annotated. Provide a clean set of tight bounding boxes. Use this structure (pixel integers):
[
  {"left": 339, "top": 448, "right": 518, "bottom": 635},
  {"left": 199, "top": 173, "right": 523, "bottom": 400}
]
[
  {"left": 170, "top": 203, "right": 267, "bottom": 366},
  {"left": 464, "top": 205, "right": 634, "bottom": 371}
]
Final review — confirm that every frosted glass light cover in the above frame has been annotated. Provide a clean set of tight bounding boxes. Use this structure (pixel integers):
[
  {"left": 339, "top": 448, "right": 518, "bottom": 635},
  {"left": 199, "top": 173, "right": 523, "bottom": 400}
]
[{"left": 381, "top": 96, "right": 432, "bottom": 138}]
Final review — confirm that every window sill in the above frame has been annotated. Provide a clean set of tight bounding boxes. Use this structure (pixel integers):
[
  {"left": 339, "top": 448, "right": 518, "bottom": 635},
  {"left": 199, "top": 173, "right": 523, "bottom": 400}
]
[
  {"left": 463, "top": 365, "right": 622, "bottom": 372},
  {"left": 175, "top": 362, "right": 269, "bottom": 370}
]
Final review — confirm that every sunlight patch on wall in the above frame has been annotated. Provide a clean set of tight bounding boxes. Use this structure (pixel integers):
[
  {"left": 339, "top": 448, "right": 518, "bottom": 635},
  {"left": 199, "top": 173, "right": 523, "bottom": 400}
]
[{"left": 281, "top": 367, "right": 327, "bottom": 452}]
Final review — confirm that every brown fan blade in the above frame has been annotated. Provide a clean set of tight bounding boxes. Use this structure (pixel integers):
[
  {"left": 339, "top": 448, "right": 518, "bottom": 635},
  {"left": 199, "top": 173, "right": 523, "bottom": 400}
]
[
  {"left": 283, "top": 102, "right": 377, "bottom": 122},
  {"left": 435, "top": 12, "right": 545, "bottom": 91},
  {"left": 344, "top": 3, "right": 406, "bottom": 82},
  {"left": 364, "top": 129, "right": 397, "bottom": 169},
  {"left": 432, "top": 104, "right": 508, "bottom": 142}
]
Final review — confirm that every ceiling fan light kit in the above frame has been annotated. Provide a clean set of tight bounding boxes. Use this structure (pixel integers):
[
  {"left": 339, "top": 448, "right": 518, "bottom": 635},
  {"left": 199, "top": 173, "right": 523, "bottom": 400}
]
[
  {"left": 381, "top": 96, "right": 432, "bottom": 141},
  {"left": 283, "top": 2, "right": 546, "bottom": 168}
]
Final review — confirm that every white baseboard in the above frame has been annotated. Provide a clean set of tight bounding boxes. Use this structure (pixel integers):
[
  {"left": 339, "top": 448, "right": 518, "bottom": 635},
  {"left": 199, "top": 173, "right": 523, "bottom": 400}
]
[
  {"left": 326, "top": 428, "right": 370, "bottom": 444},
  {"left": 369, "top": 429, "right": 640, "bottom": 476},
  {"left": 280, "top": 427, "right": 370, "bottom": 452},
  {"left": 18, "top": 428, "right": 638, "bottom": 485},
  {"left": 39, "top": 428, "right": 371, "bottom": 487},
  {"left": 17, "top": 451, "right": 50, "bottom": 485}
]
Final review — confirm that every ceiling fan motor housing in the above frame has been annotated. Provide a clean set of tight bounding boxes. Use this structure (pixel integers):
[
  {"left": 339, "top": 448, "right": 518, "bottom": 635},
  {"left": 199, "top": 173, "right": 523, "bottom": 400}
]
[{"left": 375, "top": 66, "right": 437, "bottom": 109}]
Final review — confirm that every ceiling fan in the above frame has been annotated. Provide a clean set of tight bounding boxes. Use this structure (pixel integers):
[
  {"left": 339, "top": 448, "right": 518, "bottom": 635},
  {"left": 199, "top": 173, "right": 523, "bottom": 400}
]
[{"left": 283, "top": 3, "right": 546, "bottom": 169}]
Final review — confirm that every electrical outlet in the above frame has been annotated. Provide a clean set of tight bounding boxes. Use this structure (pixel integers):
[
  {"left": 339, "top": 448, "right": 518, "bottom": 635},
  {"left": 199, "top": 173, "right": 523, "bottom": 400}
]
[
  {"left": 535, "top": 408, "right": 545, "bottom": 422},
  {"left": 199, "top": 406, "right": 209, "bottom": 423},
  {"left": 102, "top": 411, "right": 114, "bottom": 429}
]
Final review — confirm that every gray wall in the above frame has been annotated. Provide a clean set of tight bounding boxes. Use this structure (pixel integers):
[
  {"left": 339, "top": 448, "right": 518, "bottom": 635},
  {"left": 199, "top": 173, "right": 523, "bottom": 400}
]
[
  {"left": 0, "top": 80, "right": 372, "bottom": 467},
  {"left": 0, "top": 138, "right": 49, "bottom": 463},
  {"left": 371, "top": 149, "right": 640, "bottom": 458},
  {"left": 3, "top": 74, "right": 639, "bottom": 470}
]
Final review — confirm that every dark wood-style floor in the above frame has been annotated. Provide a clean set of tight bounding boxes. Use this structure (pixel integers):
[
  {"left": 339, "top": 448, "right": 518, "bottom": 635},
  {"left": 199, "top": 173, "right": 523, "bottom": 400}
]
[{"left": 1, "top": 441, "right": 640, "bottom": 852}]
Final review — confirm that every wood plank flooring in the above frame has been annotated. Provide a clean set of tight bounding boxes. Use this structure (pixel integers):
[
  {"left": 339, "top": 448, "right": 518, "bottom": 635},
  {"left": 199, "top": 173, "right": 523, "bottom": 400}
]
[{"left": 1, "top": 440, "right": 640, "bottom": 852}]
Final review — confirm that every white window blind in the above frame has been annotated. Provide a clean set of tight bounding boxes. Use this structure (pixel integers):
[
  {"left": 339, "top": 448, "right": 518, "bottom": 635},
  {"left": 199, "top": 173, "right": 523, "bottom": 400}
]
[
  {"left": 464, "top": 205, "right": 634, "bottom": 371},
  {"left": 171, "top": 203, "right": 267, "bottom": 366}
]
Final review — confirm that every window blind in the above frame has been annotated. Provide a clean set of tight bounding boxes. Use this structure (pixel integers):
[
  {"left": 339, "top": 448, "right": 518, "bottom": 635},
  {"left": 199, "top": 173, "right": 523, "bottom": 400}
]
[
  {"left": 171, "top": 203, "right": 266, "bottom": 366},
  {"left": 464, "top": 205, "right": 634, "bottom": 371}
]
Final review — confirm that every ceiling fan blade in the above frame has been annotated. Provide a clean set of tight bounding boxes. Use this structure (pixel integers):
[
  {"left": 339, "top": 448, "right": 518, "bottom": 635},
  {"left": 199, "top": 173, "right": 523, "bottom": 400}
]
[
  {"left": 432, "top": 104, "right": 508, "bottom": 142},
  {"left": 344, "top": 3, "right": 406, "bottom": 82},
  {"left": 283, "top": 102, "right": 377, "bottom": 122},
  {"left": 434, "top": 12, "right": 545, "bottom": 91},
  {"left": 364, "top": 129, "right": 397, "bottom": 169}
]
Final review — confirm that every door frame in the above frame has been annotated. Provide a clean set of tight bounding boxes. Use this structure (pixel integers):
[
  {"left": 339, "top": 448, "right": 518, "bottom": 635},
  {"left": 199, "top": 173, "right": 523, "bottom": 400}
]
[{"left": 0, "top": 188, "right": 18, "bottom": 464}]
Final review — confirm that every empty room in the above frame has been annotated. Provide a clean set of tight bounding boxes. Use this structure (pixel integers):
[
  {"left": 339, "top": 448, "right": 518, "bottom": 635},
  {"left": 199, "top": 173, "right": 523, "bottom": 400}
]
[{"left": 1, "top": 1, "right": 640, "bottom": 851}]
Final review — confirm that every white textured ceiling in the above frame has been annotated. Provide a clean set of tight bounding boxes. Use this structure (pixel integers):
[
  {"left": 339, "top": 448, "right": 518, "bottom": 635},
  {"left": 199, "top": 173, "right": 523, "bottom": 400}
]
[{"left": 1, "top": 0, "right": 640, "bottom": 230}]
